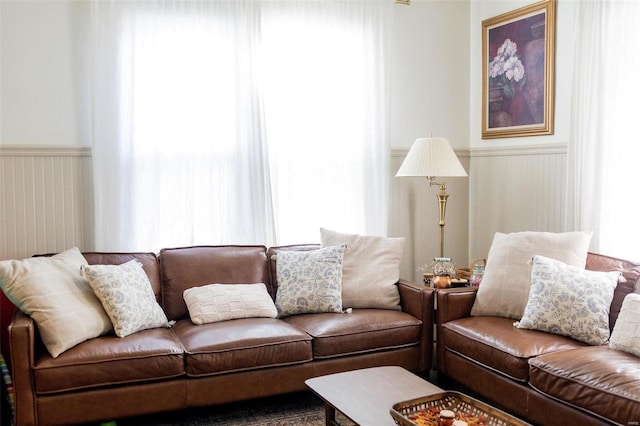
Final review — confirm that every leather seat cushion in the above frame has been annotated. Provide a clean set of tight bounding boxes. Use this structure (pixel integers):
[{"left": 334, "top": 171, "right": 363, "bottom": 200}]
[
  {"left": 174, "top": 318, "right": 312, "bottom": 376},
  {"left": 33, "top": 328, "right": 184, "bottom": 394},
  {"left": 529, "top": 346, "right": 640, "bottom": 424},
  {"left": 442, "top": 316, "right": 585, "bottom": 382},
  {"left": 283, "top": 309, "right": 421, "bottom": 359}
]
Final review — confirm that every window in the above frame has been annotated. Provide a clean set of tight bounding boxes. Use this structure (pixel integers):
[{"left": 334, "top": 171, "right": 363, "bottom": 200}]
[
  {"left": 92, "top": 1, "right": 390, "bottom": 251},
  {"left": 567, "top": 1, "right": 640, "bottom": 261}
]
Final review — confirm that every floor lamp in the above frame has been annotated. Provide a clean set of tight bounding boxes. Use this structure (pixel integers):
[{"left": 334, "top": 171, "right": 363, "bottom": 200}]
[{"left": 395, "top": 137, "right": 468, "bottom": 258}]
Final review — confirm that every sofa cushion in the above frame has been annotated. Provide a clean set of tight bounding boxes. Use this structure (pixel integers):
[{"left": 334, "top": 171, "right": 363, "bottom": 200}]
[
  {"left": 515, "top": 255, "right": 620, "bottom": 345},
  {"left": 529, "top": 346, "right": 640, "bottom": 424},
  {"left": 442, "top": 316, "right": 585, "bottom": 382},
  {"left": 160, "top": 246, "right": 270, "bottom": 320},
  {"left": 184, "top": 283, "right": 277, "bottom": 325},
  {"left": 83, "top": 259, "right": 171, "bottom": 337},
  {"left": 33, "top": 327, "right": 184, "bottom": 394},
  {"left": 274, "top": 244, "right": 345, "bottom": 317},
  {"left": 0, "top": 247, "right": 113, "bottom": 358},
  {"left": 173, "top": 318, "right": 312, "bottom": 376},
  {"left": 471, "top": 231, "right": 592, "bottom": 320},
  {"left": 283, "top": 309, "right": 421, "bottom": 359},
  {"left": 320, "top": 228, "right": 404, "bottom": 310}
]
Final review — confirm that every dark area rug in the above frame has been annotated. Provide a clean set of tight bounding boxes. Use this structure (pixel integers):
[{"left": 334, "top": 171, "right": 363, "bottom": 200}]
[{"left": 111, "top": 391, "right": 356, "bottom": 426}]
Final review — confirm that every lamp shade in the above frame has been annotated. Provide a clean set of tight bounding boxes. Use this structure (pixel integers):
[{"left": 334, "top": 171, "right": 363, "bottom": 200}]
[{"left": 395, "top": 137, "right": 467, "bottom": 178}]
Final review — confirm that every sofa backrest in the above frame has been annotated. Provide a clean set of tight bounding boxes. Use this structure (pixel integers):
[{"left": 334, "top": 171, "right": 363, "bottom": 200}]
[
  {"left": 586, "top": 252, "right": 640, "bottom": 330},
  {"left": 159, "top": 245, "right": 270, "bottom": 321},
  {"left": 83, "top": 252, "right": 162, "bottom": 303}
]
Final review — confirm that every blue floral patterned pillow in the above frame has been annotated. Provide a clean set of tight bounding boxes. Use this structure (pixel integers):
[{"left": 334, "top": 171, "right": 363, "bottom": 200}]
[
  {"left": 514, "top": 255, "right": 621, "bottom": 345},
  {"left": 84, "top": 260, "right": 171, "bottom": 337},
  {"left": 274, "top": 244, "right": 346, "bottom": 317}
]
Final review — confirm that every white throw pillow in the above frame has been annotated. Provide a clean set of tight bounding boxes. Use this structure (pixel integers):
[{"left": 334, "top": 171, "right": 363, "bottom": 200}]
[
  {"left": 514, "top": 255, "right": 620, "bottom": 345},
  {"left": 471, "top": 231, "right": 592, "bottom": 319},
  {"left": 0, "top": 248, "right": 112, "bottom": 358},
  {"left": 320, "top": 228, "right": 404, "bottom": 310},
  {"left": 83, "top": 260, "right": 171, "bottom": 337},
  {"left": 275, "top": 244, "right": 345, "bottom": 317},
  {"left": 609, "top": 293, "right": 640, "bottom": 357},
  {"left": 184, "top": 283, "right": 277, "bottom": 325}
]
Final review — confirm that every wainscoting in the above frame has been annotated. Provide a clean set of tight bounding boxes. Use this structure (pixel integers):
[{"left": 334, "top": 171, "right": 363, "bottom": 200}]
[
  {"left": 468, "top": 143, "right": 568, "bottom": 260},
  {"left": 0, "top": 145, "right": 94, "bottom": 261},
  {"left": 0, "top": 144, "right": 568, "bottom": 282}
]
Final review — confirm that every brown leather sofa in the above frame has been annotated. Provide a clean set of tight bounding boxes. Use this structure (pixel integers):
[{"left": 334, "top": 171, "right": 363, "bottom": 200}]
[
  {"left": 8, "top": 244, "right": 434, "bottom": 426},
  {"left": 436, "top": 252, "right": 640, "bottom": 425}
]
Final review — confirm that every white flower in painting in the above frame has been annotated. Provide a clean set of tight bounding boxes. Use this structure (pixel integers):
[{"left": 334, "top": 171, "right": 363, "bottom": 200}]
[
  {"left": 498, "top": 38, "right": 518, "bottom": 58},
  {"left": 488, "top": 38, "right": 526, "bottom": 97},
  {"left": 504, "top": 56, "right": 525, "bottom": 82},
  {"left": 490, "top": 60, "right": 503, "bottom": 79}
]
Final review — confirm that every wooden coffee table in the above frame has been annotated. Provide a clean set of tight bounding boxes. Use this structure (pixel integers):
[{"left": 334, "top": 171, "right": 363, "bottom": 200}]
[{"left": 305, "top": 366, "right": 442, "bottom": 426}]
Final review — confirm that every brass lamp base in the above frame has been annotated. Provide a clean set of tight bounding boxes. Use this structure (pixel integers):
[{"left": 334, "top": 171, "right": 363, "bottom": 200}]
[{"left": 429, "top": 177, "right": 449, "bottom": 258}]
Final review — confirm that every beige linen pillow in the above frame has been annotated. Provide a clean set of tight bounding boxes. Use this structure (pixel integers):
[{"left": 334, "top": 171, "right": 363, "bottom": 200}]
[
  {"left": 83, "top": 260, "right": 171, "bottom": 337},
  {"left": 471, "top": 231, "right": 592, "bottom": 319},
  {"left": 0, "top": 247, "right": 112, "bottom": 358},
  {"left": 320, "top": 228, "right": 404, "bottom": 310},
  {"left": 184, "top": 283, "right": 277, "bottom": 325},
  {"left": 609, "top": 293, "right": 640, "bottom": 357}
]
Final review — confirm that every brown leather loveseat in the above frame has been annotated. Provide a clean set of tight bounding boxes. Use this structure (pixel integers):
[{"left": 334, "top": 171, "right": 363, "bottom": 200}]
[
  {"left": 436, "top": 252, "right": 640, "bottom": 425},
  {"left": 8, "top": 244, "right": 433, "bottom": 426}
]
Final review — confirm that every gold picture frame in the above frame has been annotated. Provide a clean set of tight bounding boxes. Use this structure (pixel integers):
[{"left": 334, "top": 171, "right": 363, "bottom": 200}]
[{"left": 482, "top": 0, "right": 555, "bottom": 139}]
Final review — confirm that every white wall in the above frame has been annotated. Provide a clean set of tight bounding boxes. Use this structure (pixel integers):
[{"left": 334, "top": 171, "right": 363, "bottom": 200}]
[
  {"left": 390, "top": 0, "right": 470, "bottom": 151},
  {"left": 0, "top": 0, "right": 91, "bottom": 146}
]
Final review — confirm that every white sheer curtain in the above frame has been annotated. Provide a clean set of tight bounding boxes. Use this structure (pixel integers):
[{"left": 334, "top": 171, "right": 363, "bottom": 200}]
[
  {"left": 91, "top": 1, "right": 390, "bottom": 252},
  {"left": 567, "top": 0, "right": 640, "bottom": 261}
]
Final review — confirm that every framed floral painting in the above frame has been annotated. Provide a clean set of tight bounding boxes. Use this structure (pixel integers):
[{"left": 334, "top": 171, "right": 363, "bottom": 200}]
[{"left": 482, "top": 0, "right": 555, "bottom": 139}]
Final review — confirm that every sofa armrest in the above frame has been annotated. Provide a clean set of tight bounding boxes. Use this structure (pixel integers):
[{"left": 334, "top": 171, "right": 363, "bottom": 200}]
[
  {"left": 9, "top": 309, "right": 37, "bottom": 426},
  {"left": 436, "top": 287, "right": 478, "bottom": 324},
  {"left": 435, "top": 287, "right": 478, "bottom": 374},
  {"left": 398, "top": 279, "right": 434, "bottom": 372}
]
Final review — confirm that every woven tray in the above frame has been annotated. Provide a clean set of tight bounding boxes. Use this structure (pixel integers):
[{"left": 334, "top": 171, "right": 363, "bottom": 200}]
[{"left": 390, "top": 392, "right": 531, "bottom": 426}]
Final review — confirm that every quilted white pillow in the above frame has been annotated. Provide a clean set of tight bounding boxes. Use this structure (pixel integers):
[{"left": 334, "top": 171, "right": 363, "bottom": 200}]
[
  {"left": 320, "top": 228, "right": 404, "bottom": 310},
  {"left": 184, "top": 283, "right": 277, "bottom": 325},
  {"left": 0, "top": 248, "right": 112, "bottom": 358},
  {"left": 610, "top": 293, "right": 640, "bottom": 357},
  {"left": 275, "top": 244, "right": 345, "bottom": 317},
  {"left": 515, "top": 255, "right": 620, "bottom": 345},
  {"left": 471, "top": 231, "right": 592, "bottom": 319},
  {"left": 83, "top": 260, "right": 171, "bottom": 337}
]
